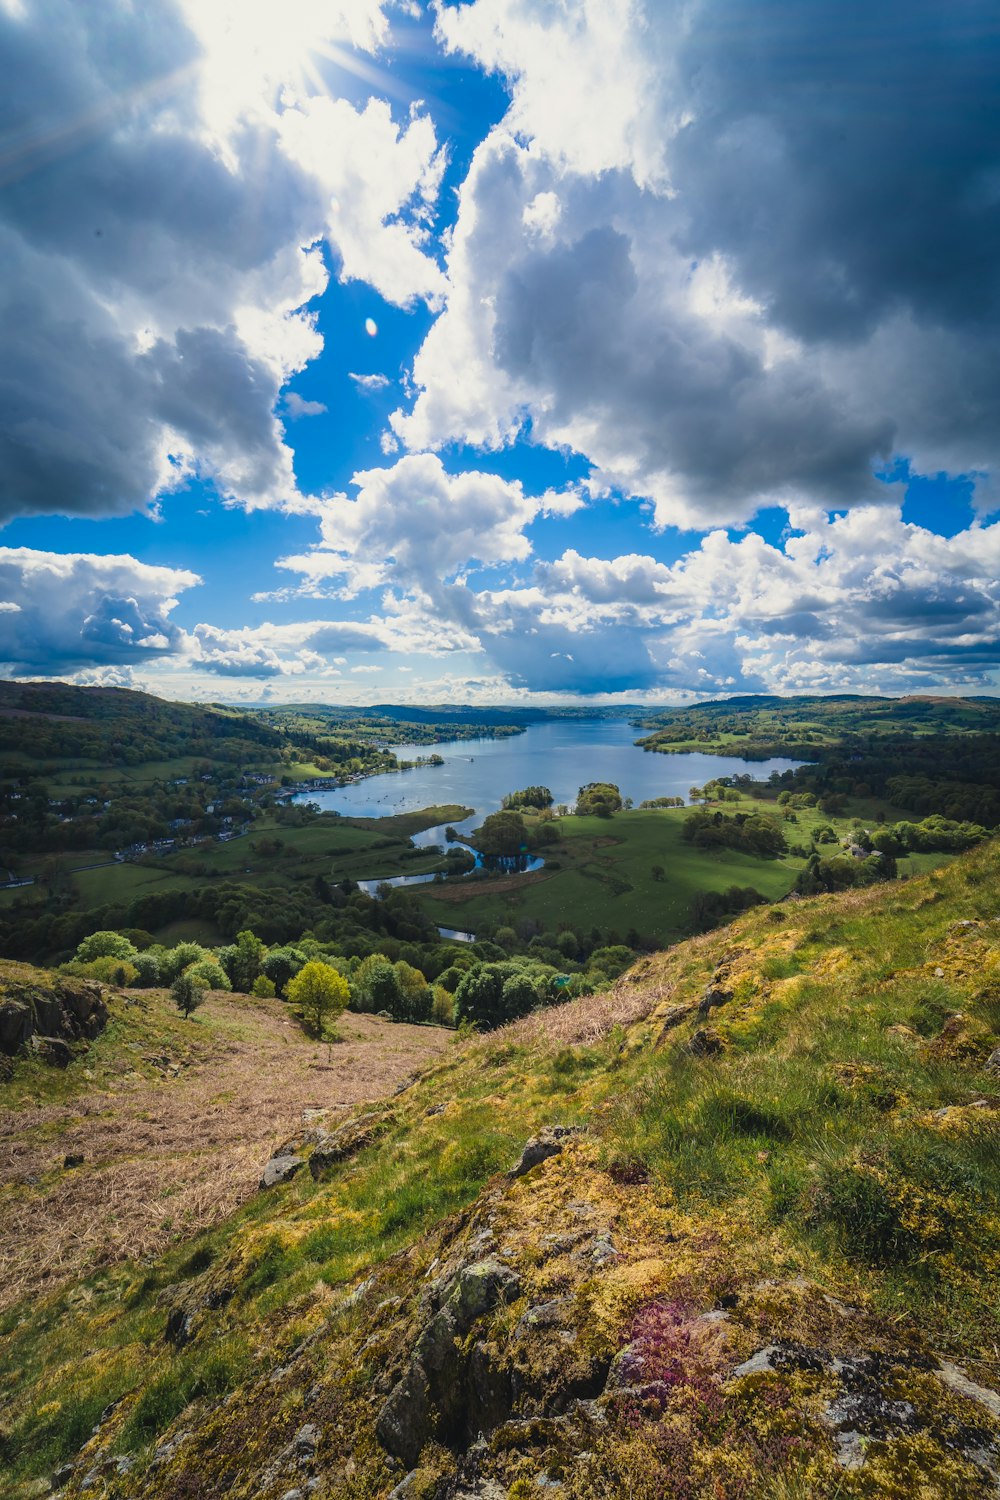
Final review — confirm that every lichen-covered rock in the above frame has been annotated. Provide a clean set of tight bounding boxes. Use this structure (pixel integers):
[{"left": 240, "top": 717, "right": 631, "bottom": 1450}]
[
  {"left": 308, "top": 1111, "right": 390, "bottom": 1178},
  {"left": 0, "top": 972, "right": 107, "bottom": 1059},
  {"left": 377, "top": 1256, "right": 522, "bottom": 1467},
  {"left": 510, "top": 1126, "right": 582, "bottom": 1179},
  {"left": 259, "top": 1152, "right": 305, "bottom": 1190}
]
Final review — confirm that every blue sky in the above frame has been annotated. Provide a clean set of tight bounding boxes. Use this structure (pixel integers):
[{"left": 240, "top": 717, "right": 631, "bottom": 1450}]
[{"left": 1, "top": 0, "right": 998, "bottom": 703}]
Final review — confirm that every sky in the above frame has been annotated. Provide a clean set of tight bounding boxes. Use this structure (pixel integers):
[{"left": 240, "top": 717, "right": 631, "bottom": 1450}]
[{"left": 1, "top": 0, "right": 999, "bottom": 707}]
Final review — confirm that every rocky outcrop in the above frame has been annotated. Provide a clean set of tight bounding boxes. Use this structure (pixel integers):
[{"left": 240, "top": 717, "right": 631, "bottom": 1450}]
[
  {"left": 0, "top": 970, "right": 107, "bottom": 1061},
  {"left": 308, "top": 1111, "right": 390, "bottom": 1178},
  {"left": 376, "top": 1255, "right": 523, "bottom": 1467},
  {"left": 257, "top": 1109, "right": 394, "bottom": 1192},
  {"left": 509, "top": 1125, "right": 583, "bottom": 1179}
]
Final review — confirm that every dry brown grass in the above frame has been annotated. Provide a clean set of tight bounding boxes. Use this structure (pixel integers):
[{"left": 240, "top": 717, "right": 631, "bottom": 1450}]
[
  {"left": 476, "top": 967, "right": 667, "bottom": 1057},
  {"left": 0, "top": 991, "right": 449, "bottom": 1310}
]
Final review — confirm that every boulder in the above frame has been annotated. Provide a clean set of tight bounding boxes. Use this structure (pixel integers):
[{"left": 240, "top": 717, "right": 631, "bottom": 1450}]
[
  {"left": 260, "top": 1152, "right": 305, "bottom": 1190},
  {"left": 510, "top": 1126, "right": 582, "bottom": 1179},
  {"left": 308, "top": 1112, "right": 388, "bottom": 1179}
]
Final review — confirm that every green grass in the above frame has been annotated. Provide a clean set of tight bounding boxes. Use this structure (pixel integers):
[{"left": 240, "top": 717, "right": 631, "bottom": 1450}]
[
  {"left": 412, "top": 803, "right": 863, "bottom": 943},
  {"left": 1, "top": 841, "right": 999, "bottom": 1496}
]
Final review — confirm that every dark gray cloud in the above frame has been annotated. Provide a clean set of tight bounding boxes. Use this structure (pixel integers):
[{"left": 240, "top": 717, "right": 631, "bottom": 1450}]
[
  {"left": 0, "top": 0, "right": 326, "bottom": 523},
  {"left": 404, "top": 0, "right": 1000, "bottom": 529},
  {"left": 672, "top": 1, "right": 1000, "bottom": 343}
]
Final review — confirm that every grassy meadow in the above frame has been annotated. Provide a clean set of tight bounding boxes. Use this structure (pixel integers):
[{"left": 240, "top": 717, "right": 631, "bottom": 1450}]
[
  {"left": 2, "top": 837, "right": 998, "bottom": 1498},
  {"left": 412, "top": 794, "right": 948, "bottom": 945}
]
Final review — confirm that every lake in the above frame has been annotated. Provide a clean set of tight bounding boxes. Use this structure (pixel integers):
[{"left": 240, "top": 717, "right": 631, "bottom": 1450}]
[{"left": 296, "top": 718, "right": 806, "bottom": 834}]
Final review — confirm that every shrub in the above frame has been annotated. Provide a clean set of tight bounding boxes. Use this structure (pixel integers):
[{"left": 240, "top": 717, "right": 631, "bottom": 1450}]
[
  {"left": 84, "top": 955, "right": 139, "bottom": 986},
  {"left": 252, "top": 974, "right": 276, "bottom": 998},
  {"left": 185, "top": 957, "right": 231, "bottom": 992},
  {"left": 171, "top": 970, "right": 207, "bottom": 1020},
  {"left": 76, "top": 930, "right": 137, "bottom": 963},
  {"left": 287, "top": 960, "right": 349, "bottom": 1036}
]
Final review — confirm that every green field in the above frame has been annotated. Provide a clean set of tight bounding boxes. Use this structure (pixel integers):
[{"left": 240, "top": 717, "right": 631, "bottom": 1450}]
[
  {"left": 411, "top": 797, "right": 951, "bottom": 943},
  {"left": 9, "top": 805, "right": 476, "bottom": 931}
]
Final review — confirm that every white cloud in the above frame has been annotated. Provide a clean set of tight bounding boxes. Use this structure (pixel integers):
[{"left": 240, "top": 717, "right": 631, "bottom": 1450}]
[
  {"left": 0, "top": 0, "right": 445, "bottom": 524},
  {"left": 277, "top": 452, "right": 581, "bottom": 595},
  {"left": 283, "top": 392, "right": 328, "bottom": 418},
  {"left": 350, "top": 372, "right": 391, "bottom": 392},
  {"left": 393, "top": 0, "right": 1000, "bottom": 529},
  {"left": 0, "top": 548, "right": 199, "bottom": 673}
]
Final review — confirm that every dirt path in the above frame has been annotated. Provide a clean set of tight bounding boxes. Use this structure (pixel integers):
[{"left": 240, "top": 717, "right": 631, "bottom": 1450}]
[{"left": 0, "top": 992, "right": 450, "bottom": 1310}]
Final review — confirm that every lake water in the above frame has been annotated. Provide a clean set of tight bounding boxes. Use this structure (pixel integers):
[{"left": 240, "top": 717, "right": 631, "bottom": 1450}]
[
  {"left": 295, "top": 719, "right": 806, "bottom": 940},
  {"left": 298, "top": 718, "right": 805, "bottom": 832}
]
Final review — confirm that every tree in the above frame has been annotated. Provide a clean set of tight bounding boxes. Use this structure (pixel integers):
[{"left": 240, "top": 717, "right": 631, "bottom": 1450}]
[
  {"left": 352, "top": 953, "right": 403, "bottom": 1014},
  {"left": 454, "top": 961, "right": 541, "bottom": 1029},
  {"left": 186, "top": 957, "right": 231, "bottom": 991},
  {"left": 76, "top": 930, "right": 137, "bottom": 963},
  {"left": 476, "top": 810, "right": 528, "bottom": 858},
  {"left": 261, "top": 945, "right": 307, "bottom": 996},
  {"left": 221, "top": 928, "right": 265, "bottom": 992},
  {"left": 287, "top": 960, "right": 349, "bottom": 1037},
  {"left": 171, "top": 970, "right": 207, "bottom": 1020},
  {"left": 502, "top": 785, "right": 553, "bottom": 811},
  {"left": 576, "top": 782, "right": 623, "bottom": 818}
]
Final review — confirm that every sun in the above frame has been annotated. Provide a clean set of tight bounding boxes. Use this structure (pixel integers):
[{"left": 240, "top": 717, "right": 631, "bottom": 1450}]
[{"left": 181, "top": 0, "right": 389, "bottom": 135}]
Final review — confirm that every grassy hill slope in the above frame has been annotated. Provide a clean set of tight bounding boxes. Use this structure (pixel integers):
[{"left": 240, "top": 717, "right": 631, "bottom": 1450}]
[{"left": 3, "top": 842, "right": 1000, "bottom": 1498}]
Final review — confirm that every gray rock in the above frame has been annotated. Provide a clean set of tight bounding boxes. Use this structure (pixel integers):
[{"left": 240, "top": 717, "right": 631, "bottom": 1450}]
[
  {"left": 376, "top": 1360, "right": 433, "bottom": 1469},
  {"left": 687, "top": 1027, "right": 725, "bottom": 1057},
  {"left": 698, "top": 983, "right": 733, "bottom": 1019},
  {"left": 308, "top": 1112, "right": 387, "bottom": 1178},
  {"left": 31, "top": 1035, "right": 74, "bottom": 1068},
  {"left": 0, "top": 999, "right": 32, "bottom": 1054},
  {"left": 510, "top": 1126, "right": 582, "bottom": 1178},
  {"left": 731, "top": 1343, "right": 827, "bottom": 1379},
  {"left": 260, "top": 1153, "right": 305, "bottom": 1190},
  {"left": 934, "top": 1361, "right": 1000, "bottom": 1419},
  {"left": 517, "top": 1297, "right": 575, "bottom": 1333},
  {"left": 443, "top": 1257, "right": 521, "bottom": 1330},
  {"left": 377, "top": 1256, "right": 522, "bottom": 1466},
  {"left": 985, "top": 1046, "right": 1000, "bottom": 1076}
]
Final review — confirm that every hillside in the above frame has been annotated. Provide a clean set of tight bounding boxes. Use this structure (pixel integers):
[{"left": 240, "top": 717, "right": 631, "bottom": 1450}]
[{"left": 3, "top": 841, "right": 1000, "bottom": 1497}]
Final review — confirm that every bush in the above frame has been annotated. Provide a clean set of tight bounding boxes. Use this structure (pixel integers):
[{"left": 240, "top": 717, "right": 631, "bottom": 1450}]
[
  {"left": 83, "top": 955, "right": 139, "bottom": 986},
  {"left": 171, "top": 970, "right": 207, "bottom": 1020},
  {"left": 287, "top": 960, "right": 349, "bottom": 1036},
  {"left": 252, "top": 974, "right": 276, "bottom": 998},
  {"left": 185, "top": 957, "right": 231, "bottom": 992},
  {"left": 76, "top": 930, "right": 137, "bottom": 963}
]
